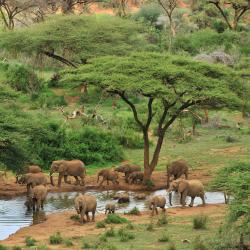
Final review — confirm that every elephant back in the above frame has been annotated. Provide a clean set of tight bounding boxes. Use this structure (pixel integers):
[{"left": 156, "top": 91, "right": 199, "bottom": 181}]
[{"left": 65, "top": 160, "right": 86, "bottom": 175}]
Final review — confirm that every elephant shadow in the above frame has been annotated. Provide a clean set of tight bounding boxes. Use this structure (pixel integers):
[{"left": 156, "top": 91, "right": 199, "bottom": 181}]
[{"left": 32, "top": 211, "right": 47, "bottom": 225}]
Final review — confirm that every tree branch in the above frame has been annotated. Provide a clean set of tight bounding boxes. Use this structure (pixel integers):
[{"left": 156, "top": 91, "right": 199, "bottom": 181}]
[
  {"left": 145, "top": 97, "right": 154, "bottom": 129},
  {"left": 119, "top": 92, "right": 145, "bottom": 129},
  {"left": 41, "top": 50, "right": 77, "bottom": 68}
]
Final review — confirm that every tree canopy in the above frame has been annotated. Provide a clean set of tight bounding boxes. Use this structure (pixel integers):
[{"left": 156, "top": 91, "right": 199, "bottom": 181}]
[
  {"left": 0, "top": 15, "right": 159, "bottom": 67},
  {"left": 62, "top": 52, "right": 246, "bottom": 179}
]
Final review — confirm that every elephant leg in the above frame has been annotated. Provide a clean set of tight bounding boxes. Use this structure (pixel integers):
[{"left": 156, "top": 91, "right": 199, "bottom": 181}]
[
  {"left": 125, "top": 173, "right": 129, "bottom": 183},
  {"left": 155, "top": 207, "right": 158, "bottom": 215},
  {"left": 200, "top": 194, "right": 205, "bottom": 206},
  {"left": 58, "top": 174, "right": 63, "bottom": 187},
  {"left": 41, "top": 200, "right": 44, "bottom": 210},
  {"left": 80, "top": 176, "right": 85, "bottom": 186},
  {"left": 185, "top": 172, "right": 188, "bottom": 180},
  {"left": 64, "top": 175, "right": 70, "bottom": 184},
  {"left": 106, "top": 179, "right": 109, "bottom": 185},
  {"left": 92, "top": 211, "right": 95, "bottom": 221},
  {"left": 86, "top": 212, "right": 90, "bottom": 221},
  {"left": 99, "top": 178, "right": 105, "bottom": 187},
  {"left": 189, "top": 197, "right": 195, "bottom": 207},
  {"left": 181, "top": 192, "right": 187, "bottom": 207},
  {"left": 74, "top": 176, "right": 79, "bottom": 185},
  {"left": 36, "top": 200, "right": 41, "bottom": 211},
  {"left": 162, "top": 207, "right": 166, "bottom": 213}
]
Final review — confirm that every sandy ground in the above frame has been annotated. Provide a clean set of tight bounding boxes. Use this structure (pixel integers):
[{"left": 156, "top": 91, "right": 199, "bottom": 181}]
[
  {"left": 0, "top": 169, "right": 213, "bottom": 199},
  {"left": 1, "top": 204, "right": 227, "bottom": 248}
]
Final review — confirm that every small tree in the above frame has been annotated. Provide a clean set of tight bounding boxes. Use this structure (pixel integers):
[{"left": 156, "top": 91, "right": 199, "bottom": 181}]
[
  {"left": 62, "top": 52, "right": 245, "bottom": 181},
  {"left": 208, "top": 0, "right": 250, "bottom": 30}
]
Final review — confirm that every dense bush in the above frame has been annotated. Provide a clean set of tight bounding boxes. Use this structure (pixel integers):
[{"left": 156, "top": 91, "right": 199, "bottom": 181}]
[
  {"left": 193, "top": 214, "right": 208, "bottom": 229},
  {"left": 49, "top": 232, "right": 63, "bottom": 245},
  {"left": 173, "top": 29, "right": 250, "bottom": 56},
  {"left": 6, "top": 63, "right": 42, "bottom": 94},
  {"left": 104, "top": 214, "right": 128, "bottom": 224}
]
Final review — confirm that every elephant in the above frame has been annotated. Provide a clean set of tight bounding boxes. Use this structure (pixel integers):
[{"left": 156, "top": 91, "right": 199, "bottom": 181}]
[
  {"left": 19, "top": 172, "right": 47, "bottom": 193},
  {"left": 74, "top": 194, "right": 97, "bottom": 223},
  {"left": 115, "top": 164, "right": 141, "bottom": 183},
  {"left": 149, "top": 195, "right": 166, "bottom": 216},
  {"left": 16, "top": 165, "right": 42, "bottom": 183},
  {"left": 117, "top": 192, "right": 130, "bottom": 203},
  {"left": 134, "top": 193, "right": 147, "bottom": 200},
  {"left": 0, "top": 170, "right": 7, "bottom": 181},
  {"left": 25, "top": 185, "right": 47, "bottom": 211},
  {"left": 50, "top": 160, "right": 86, "bottom": 187},
  {"left": 166, "top": 160, "right": 188, "bottom": 188},
  {"left": 168, "top": 179, "right": 205, "bottom": 207},
  {"left": 97, "top": 169, "right": 119, "bottom": 186},
  {"left": 128, "top": 171, "right": 144, "bottom": 184},
  {"left": 105, "top": 203, "right": 116, "bottom": 214}
]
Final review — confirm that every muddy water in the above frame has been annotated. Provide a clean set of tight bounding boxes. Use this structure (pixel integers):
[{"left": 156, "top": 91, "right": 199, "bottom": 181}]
[{"left": 0, "top": 190, "right": 225, "bottom": 240}]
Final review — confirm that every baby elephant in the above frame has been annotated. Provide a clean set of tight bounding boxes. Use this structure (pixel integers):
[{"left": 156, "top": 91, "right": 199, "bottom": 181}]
[
  {"left": 74, "top": 194, "right": 97, "bottom": 223},
  {"left": 25, "top": 185, "right": 47, "bottom": 211},
  {"left": 105, "top": 203, "right": 116, "bottom": 214},
  {"left": 149, "top": 195, "right": 166, "bottom": 216},
  {"left": 166, "top": 160, "right": 188, "bottom": 188},
  {"left": 97, "top": 169, "right": 119, "bottom": 186},
  {"left": 128, "top": 171, "right": 144, "bottom": 184}
]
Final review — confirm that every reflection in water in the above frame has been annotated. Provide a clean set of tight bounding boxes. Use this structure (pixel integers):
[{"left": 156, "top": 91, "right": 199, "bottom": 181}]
[{"left": 0, "top": 190, "right": 226, "bottom": 240}]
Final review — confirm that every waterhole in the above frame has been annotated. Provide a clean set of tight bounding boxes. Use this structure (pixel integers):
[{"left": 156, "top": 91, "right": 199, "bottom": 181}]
[{"left": 0, "top": 190, "right": 225, "bottom": 240}]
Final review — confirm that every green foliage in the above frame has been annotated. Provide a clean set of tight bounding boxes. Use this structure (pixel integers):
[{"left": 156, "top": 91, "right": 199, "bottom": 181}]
[
  {"left": 0, "top": 245, "right": 8, "bottom": 250},
  {"left": 193, "top": 236, "right": 208, "bottom": 250},
  {"left": 0, "top": 15, "right": 159, "bottom": 65},
  {"left": 25, "top": 236, "right": 36, "bottom": 247},
  {"left": 144, "top": 179, "right": 155, "bottom": 189},
  {"left": 158, "top": 233, "right": 170, "bottom": 242},
  {"left": 126, "top": 207, "right": 141, "bottom": 215},
  {"left": 5, "top": 63, "right": 42, "bottom": 94},
  {"left": 157, "top": 214, "right": 168, "bottom": 226},
  {"left": 96, "top": 221, "right": 106, "bottom": 228},
  {"left": 134, "top": 4, "right": 162, "bottom": 25},
  {"left": 49, "top": 232, "right": 63, "bottom": 245},
  {"left": 64, "top": 238, "right": 73, "bottom": 247},
  {"left": 64, "top": 126, "right": 124, "bottom": 164},
  {"left": 117, "top": 228, "right": 135, "bottom": 242},
  {"left": 193, "top": 214, "right": 208, "bottom": 229},
  {"left": 104, "top": 227, "right": 116, "bottom": 237},
  {"left": 70, "top": 214, "right": 80, "bottom": 221},
  {"left": 173, "top": 29, "right": 250, "bottom": 56},
  {"left": 146, "top": 221, "right": 154, "bottom": 231},
  {"left": 104, "top": 214, "right": 128, "bottom": 224},
  {"left": 12, "top": 247, "right": 22, "bottom": 250}
]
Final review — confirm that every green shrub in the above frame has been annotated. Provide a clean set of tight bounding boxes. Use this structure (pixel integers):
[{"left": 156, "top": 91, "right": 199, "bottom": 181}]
[
  {"left": 118, "top": 228, "right": 135, "bottom": 242},
  {"left": 25, "top": 236, "right": 36, "bottom": 247},
  {"left": 64, "top": 238, "right": 73, "bottom": 247},
  {"left": 70, "top": 214, "right": 80, "bottom": 222},
  {"left": 193, "top": 236, "right": 208, "bottom": 250},
  {"left": 144, "top": 179, "right": 155, "bottom": 189},
  {"left": 96, "top": 221, "right": 106, "bottom": 228},
  {"left": 12, "top": 247, "right": 22, "bottom": 250},
  {"left": 49, "top": 232, "right": 63, "bottom": 245},
  {"left": 193, "top": 214, "right": 208, "bottom": 229},
  {"left": 126, "top": 207, "right": 140, "bottom": 215},
  {"left": 125, "top": 222, "right": 135, "bottom": 230},
  {"left": 104, "top": 214, "right": 128, "bottom": 224},
  {"left": 158, "top": 233, "right": 170, "bottom": 242},
  {"left": 99, "top": 234, "right": 107, "bottom": 242},
  {"left": 6, "top": 63, "right": 42, "bottom": 94},
  {"left": 146, "top": 221, "right": 154, "bottom": 231},
  {"left": 0, "top": 245, "right": 8, "bottom": 250},
  {"left": 157, "top": 214, "right": 168, "bottom": 226},
  {"left": 104, "top": 227, "right": 116, "bottom": 237},
  {"left": 82, "top": 242, "right": 91, "bottom": 249}
]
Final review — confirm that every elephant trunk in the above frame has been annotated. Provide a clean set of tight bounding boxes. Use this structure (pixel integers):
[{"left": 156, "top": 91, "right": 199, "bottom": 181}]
[
  {"left": 50, "top": 171, "right": 54, "bottom": 186},
  {"left": 169, "top": 192, "right": 173, "bottom": 206}
]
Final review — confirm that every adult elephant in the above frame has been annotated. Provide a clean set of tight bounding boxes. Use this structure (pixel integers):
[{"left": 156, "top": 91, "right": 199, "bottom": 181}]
[
  {"left": 166, "top": 160, "right": 188, "bottom": 188},
  {"left": 97, "top": 169, "right": 119, "bottom": 186},
  {"left": 16, "top": 165, "right": 42, "bottom": 183},
  {"left": 50, "top": 160, "right": 86, "bottom": 187},
  {"left": 168, "top": 179, "right": 205, "bottom": 207}
]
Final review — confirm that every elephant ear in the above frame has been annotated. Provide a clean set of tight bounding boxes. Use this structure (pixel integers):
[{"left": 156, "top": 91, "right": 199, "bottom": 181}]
[
  {"left": 58, "top": 162, "right": 67, "bottom": 173},
  {"left": 178, "top": 180, "right": 188, "bottom": 193}
]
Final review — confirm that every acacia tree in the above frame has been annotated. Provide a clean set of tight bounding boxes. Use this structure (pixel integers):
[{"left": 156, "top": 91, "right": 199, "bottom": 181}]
[
  {"left": 208, "top": 0, "right": 250, "bottom": 30},
  {"left": 62, "top": 52, "right": 245, "bottom": 181},
  {"left": 0, "top": 0, "right": 38, "bottom": 29}
]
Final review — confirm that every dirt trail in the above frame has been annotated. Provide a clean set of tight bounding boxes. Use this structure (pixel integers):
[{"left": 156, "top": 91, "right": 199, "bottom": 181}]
[
  {"left": 0, "top": 170, "right": 213, "bottom": 199},
  {"left": 1, "top": 204, "right": 227, "bottom": 248}
]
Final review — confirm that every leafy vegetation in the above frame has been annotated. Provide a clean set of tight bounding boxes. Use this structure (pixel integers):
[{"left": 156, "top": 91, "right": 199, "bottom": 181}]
[
  {"left": 49, "top": 232, "right": 63, "bottom": 245},
  {"left": 104, "top": 214, "right": 128, "bottom": 224}
]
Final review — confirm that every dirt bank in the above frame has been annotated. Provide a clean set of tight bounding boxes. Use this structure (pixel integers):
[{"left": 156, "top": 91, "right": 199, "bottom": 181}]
[
  {"left": 0, "top": 170, "right": 213, "bottom": 199},
  {"left": 1, "top": 204, "right": 227, "bottom": 248}
]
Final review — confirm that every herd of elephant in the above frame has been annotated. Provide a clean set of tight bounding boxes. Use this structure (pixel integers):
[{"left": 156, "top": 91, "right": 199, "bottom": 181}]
[{"left": 16, "top": 159, "right": 206, "bottom": 221}]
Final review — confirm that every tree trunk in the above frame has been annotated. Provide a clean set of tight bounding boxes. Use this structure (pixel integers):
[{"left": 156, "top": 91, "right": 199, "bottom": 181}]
[
  {"left": 204, "top": 109, "right": 209, "bottom": 123},
  {"left": 143, "top": 130, "right": 150, "bottom": 181}
]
